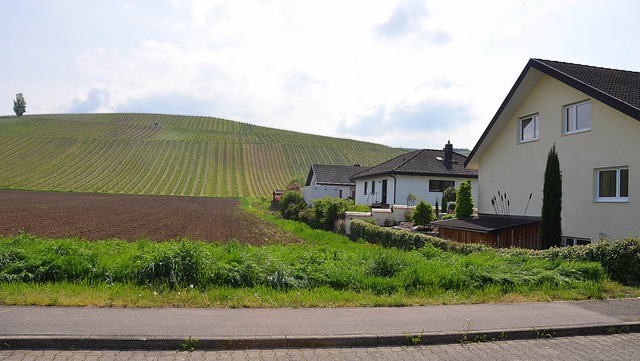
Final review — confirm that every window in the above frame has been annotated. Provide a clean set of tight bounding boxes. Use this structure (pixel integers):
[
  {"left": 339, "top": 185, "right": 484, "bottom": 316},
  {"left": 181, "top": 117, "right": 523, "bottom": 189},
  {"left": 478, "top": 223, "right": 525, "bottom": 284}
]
[
  {"left": 562, "top": 237, "right": 591, "bottom": 247},
  {"left": 371, "top": 180, "right": 376, "bottom": 194},
  {"left": 364, "top": 182, "right": 368, "bottom": 195},
  {"left": 563, "top": 101, "right": 591, "bottom": 134},
  {"left": 429, "top": 180, "right": 455, "bottom": 192},
  {"left": 518, "top": 114, "right": 539, "bottom": 142},
  {"left": 595, "top": 167, "right": 628, "bottom": 202}
]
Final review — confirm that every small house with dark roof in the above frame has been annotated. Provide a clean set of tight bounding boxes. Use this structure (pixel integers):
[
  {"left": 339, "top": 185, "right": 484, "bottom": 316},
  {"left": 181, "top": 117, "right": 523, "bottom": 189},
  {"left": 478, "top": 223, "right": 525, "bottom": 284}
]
[
  {"left": 302, "top": 164, "right": 364, "bottom": 204},
  {"left": 350, "top": 142, "right": 478, "bottom": 207},
  {"left": 465, "top": 58, "right": 640, "bottom": 244}
]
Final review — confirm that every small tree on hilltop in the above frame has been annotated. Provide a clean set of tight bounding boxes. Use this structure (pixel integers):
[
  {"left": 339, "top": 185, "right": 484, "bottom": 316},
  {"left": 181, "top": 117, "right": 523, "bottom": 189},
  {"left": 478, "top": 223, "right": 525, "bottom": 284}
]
[
  {"left": 455, "top": 180, "right": 474, "bottom": 218},
  {"left": 13, "top": 93, "right": 26, "bottom": 117},
  {"left": 412, "top": 200, "right": 433, "bottom": 226},
  {"left": 540, "top": 144, "right": 562, "bottom": 249}
]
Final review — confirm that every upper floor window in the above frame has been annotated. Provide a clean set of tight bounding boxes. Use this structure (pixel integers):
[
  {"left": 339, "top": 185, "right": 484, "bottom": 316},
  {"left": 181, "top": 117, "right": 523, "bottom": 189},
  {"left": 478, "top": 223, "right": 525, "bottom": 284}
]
[
  {"left": 595, "top": 167, "right": 628, "bottom": 202},
  {"left": 518, "top": 114, "right": 539, "bottom": 143},
  {"left": 563, "top": 101, "right": 591, "bottom": 134}
]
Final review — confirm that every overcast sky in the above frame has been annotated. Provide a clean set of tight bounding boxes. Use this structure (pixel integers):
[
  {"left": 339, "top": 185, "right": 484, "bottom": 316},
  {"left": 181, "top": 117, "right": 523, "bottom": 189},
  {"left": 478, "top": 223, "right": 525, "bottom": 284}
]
[{"left": 1, "top": 0, "right": 638, "bottom": 149}]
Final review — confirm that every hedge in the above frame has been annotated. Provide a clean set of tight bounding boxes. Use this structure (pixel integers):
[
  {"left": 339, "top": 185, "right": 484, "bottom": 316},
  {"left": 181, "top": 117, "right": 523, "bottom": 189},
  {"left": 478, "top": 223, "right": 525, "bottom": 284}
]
[
  {"left": 349, "top": 220, "right": 640, "bottom": 286},
  {"left": 348, "top": 219, "right": 487, "bottom": 254},
  {"left": 502, "top": 237, "right": 640, "bottom": 286}
]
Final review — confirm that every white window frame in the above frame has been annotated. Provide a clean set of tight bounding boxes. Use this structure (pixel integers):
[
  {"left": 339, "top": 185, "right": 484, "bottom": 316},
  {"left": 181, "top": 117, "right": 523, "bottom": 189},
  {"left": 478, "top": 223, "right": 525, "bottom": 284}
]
[
  {"left": 562, "top": 237, "right": 591, "bottom": 247},
  {"left": 563, "top": 100, "right": 591, "bottom": 135},
  {"left": 518, "top": 114, "right": 539, "bottom": 143},
  {"left": 594, "top": 167, "right": 629, "bottom": 202}
]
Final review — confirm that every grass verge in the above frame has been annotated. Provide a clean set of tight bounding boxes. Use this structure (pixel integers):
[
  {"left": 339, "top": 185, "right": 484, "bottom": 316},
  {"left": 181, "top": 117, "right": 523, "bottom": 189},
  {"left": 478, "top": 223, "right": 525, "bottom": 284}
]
[{"left": 1, "top": 197, "right": 638, "bottom": 307}]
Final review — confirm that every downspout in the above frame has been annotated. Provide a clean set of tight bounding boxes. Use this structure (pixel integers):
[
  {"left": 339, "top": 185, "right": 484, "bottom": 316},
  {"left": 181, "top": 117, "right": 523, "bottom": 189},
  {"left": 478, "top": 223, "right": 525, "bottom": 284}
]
[{"left": 390, "top": 175, "right": 397, "bottom": 205}]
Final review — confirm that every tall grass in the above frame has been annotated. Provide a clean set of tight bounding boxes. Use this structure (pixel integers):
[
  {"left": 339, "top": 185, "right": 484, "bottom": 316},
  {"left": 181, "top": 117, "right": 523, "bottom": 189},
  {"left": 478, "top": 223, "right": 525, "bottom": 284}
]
[
  {"left": 1, "top": 198, "right": 632, "bottom": 307},
  {"left": 0, "top": 233, "right": 607, "bottom": 300}
]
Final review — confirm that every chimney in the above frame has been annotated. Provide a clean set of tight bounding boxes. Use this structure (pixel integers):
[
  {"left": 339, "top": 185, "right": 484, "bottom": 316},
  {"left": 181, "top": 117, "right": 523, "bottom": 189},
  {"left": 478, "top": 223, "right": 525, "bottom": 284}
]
[{"left": 444, "top": 140, "right": 453, "bottom": 165}]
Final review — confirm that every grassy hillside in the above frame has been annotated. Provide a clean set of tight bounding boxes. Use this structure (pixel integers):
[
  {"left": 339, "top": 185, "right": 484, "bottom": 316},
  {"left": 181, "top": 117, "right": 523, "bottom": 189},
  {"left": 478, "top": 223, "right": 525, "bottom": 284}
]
[{"left": 0, "top": 113, "right": 407, "bottom": 197}]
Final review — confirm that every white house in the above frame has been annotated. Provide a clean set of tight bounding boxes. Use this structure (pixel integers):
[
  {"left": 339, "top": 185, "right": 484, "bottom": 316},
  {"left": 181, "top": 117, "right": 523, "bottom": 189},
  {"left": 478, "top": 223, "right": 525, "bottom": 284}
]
[
  {"left": 465, "top": 58, "right": 640, "bottom": 244},
  {"left": 351, "top": 142, "right": 478, "bottom": 208},
  {"left": 302, "top": 164, "right": 363, "bottom": 205}
]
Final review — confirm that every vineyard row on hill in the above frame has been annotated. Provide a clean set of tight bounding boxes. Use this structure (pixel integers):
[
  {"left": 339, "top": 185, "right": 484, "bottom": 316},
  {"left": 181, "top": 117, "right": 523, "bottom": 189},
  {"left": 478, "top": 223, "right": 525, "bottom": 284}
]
[{"left": 0, "top": 114, "right": 406, "bottom": 197}]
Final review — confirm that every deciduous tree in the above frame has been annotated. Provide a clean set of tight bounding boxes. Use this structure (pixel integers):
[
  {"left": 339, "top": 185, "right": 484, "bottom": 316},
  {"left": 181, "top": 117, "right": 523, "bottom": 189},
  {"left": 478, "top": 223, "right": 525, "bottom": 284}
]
[{"left": 13, "top": 93, "right": 26, "bottom": 117}]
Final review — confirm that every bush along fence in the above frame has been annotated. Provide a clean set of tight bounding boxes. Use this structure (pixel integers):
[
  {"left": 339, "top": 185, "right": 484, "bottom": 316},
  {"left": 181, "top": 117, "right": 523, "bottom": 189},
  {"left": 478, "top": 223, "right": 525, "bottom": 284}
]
[
  {"left": 348, "top": 219, "right": 487, "bottom": 254},
  {"left": 349, "top": 219, "right": 640, "bottom": 286}
]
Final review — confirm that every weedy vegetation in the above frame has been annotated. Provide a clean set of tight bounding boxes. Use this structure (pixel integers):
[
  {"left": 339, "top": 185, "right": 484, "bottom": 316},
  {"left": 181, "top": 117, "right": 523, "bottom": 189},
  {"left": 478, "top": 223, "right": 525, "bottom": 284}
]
[{"left": 1, "top": 198, "right": 637, "bottom": 307}]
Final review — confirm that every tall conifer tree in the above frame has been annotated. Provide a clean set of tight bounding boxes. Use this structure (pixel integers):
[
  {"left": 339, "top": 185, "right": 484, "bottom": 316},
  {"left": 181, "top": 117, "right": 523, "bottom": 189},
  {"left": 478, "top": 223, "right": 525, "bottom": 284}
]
[{"left": 540, "top": 144, "right": 562, "bottom": 248}]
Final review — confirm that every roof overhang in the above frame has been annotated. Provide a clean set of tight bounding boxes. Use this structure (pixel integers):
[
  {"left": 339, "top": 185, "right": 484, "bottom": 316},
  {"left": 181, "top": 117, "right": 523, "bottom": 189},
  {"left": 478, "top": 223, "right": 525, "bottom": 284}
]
[{"left": 465, "top": 58, "right": 640, "bottom": 170}]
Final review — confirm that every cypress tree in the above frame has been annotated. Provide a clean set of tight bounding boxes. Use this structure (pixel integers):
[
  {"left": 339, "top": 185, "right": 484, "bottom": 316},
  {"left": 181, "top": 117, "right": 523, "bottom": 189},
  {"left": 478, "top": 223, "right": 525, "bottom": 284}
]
[
  {"left": 540, "top": 144, "right": 562, "bottom": 248},
  {"left": 455, "top": 180, "right": 474, "bottom": 218}
]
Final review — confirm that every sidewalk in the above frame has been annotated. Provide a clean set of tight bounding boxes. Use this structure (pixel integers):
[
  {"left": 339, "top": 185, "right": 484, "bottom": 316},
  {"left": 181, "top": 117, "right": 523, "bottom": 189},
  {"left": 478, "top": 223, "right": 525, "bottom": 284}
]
[{"left": 1, "top": 298, "right": 639, "bottom": 350}]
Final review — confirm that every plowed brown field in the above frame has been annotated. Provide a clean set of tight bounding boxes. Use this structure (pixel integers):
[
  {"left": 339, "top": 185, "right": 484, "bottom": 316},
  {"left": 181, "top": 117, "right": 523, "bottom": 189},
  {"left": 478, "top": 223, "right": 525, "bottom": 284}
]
[{"left": 0, "top": 190, "right": 300, "bottom": 244}]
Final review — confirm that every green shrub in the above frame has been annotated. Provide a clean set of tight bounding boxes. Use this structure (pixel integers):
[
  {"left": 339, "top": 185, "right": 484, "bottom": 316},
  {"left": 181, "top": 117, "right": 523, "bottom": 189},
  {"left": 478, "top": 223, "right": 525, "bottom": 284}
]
[
  {"left": 537, "top": 237, "right": 640, "bottom": 286},
  {"left": 280, "top": 191, "right": 306, "bottom": 220},
  {"left": 455, "top": 180, "right": 474, "bottom": 218},
  {"left": 412, "top": 200, "right": 433, "bottom": 226},
  {"left": 443, "top": 187, "right": 456, "bottom": 205},
  {"left": 349, "top": 219, "right": 455, "bottom": 252},
  {"left": 348, "top": 203, "right": 372, "bottom": 212},
  {"left": 312, "top": 197, "right": 352, "bottom": 231},
  {"left": 442, "top": 214, "right": 455, "bottom": 220}
]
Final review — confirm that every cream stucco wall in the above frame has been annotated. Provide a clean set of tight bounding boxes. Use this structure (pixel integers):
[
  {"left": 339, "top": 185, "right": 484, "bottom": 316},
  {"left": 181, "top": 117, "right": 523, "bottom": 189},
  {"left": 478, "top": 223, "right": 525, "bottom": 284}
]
[{"left": 475, "top": 74, "right": 640, "bottom": 241}]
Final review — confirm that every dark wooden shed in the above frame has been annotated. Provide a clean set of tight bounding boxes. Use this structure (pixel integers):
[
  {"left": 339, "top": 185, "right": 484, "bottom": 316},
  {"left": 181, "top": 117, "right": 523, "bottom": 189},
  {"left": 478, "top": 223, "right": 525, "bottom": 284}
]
[{"left": 432, "top": 215, "right": 541, "bottom": 249}]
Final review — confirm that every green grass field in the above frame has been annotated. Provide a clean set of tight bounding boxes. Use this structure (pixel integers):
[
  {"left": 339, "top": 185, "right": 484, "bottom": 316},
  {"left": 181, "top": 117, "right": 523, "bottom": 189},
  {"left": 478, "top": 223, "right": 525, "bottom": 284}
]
[{"left": 0, "top": 114, "right": 407, "bottom": 197}]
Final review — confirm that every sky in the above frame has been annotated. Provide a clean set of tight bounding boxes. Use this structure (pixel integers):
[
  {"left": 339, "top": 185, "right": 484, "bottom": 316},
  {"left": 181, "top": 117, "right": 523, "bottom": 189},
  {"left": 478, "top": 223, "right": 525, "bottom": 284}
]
[{"left": 1, "top": 0, "right": 638, "bottom": 150}]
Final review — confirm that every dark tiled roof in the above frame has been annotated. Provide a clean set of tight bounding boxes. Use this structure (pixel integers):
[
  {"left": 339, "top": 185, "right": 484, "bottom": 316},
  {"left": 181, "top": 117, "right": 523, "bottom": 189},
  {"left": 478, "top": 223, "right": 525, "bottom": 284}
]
[
  {"left": 534, "top": 59, "right": 640, "bottom": 111},
  {"left": 432, "top": 215, "right": 540, "bottom": 233},
  {"left": 305, "top": 164, "right": 364, "bottom": 186},
  {"left": 351, "top": 149, "right": 477, "bottom": 180},
  {"left": 465, "top": 59, "right": 640, "bottom": 168}
]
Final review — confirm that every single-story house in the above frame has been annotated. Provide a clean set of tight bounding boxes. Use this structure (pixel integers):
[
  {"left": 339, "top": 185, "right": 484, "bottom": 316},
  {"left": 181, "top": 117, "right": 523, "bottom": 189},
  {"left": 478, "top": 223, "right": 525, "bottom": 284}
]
[
  {"left": 351, "top": 142, "right": 478, "bottom": 208},
  {"left": 465, "top": 58, "right": 640, "bottom": 244},
  {"left": 302, "top": 164, "right": 364, "bottom": 204}
]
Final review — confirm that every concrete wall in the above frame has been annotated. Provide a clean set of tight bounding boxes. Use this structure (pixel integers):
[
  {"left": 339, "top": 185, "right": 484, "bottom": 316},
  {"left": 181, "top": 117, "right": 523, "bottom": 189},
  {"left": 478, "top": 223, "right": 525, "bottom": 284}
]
[
  {"left": 344, "top": 206, "right": 415, "bottom": 234},
  {"left": 303, "top": 185, "right": 353, "bottom": 205},
  {"left": 473, "top": 74, "right": 640, "bottom": 241}
]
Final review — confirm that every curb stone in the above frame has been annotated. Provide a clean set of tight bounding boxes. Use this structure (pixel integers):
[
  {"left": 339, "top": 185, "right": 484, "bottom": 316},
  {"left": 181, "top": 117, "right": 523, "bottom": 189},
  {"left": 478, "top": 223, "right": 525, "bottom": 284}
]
[{"left": 2, "top": 322, "right": 639, "bottom": 351}]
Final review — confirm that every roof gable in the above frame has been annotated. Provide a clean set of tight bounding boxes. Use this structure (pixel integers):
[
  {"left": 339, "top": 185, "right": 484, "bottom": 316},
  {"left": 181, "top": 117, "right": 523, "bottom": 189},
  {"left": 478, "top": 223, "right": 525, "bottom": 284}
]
[
  {"left": 351, "top": 149, "right": 477, "bottom": 180},
  {"left": 466, "top": 58, "right": 640, "bottom": 168},
  {"left": 305, "top": 164, "right": 364, "bottom": 186}
]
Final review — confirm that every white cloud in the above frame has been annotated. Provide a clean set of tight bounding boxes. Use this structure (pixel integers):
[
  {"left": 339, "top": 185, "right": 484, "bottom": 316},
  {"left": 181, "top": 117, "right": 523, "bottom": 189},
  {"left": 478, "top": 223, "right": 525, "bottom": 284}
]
[{"left": 2, "top": 0, "right": 640, "bottom": 150}]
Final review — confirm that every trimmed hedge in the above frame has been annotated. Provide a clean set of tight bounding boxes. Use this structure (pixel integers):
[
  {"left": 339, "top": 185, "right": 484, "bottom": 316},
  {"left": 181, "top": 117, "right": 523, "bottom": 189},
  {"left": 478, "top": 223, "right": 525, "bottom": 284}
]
[
  {"left": 349, "top": 219, "right": 487, "bottom": 254},
  {"left": 350, "top": 220, "right": 640, "bottom": 286},
  {"left": 502, "top": 237, "right": 640, "bottom": 286}
]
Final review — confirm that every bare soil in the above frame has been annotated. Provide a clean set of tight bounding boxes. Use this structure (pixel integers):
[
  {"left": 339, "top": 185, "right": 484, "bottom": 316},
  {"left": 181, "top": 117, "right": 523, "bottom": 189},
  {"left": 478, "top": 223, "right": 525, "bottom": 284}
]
[{"left": 0, "top": 190, "right": 300, "bottom": 245}]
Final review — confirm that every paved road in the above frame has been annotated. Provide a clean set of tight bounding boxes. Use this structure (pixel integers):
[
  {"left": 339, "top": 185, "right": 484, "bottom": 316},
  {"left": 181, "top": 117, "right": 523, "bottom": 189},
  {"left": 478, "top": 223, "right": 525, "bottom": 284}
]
[
  {"left": 2, "top": 333, "right": 639, "bottom": 360},
  {"left": 2, "top": 299, "right": 640, "bottom": 350}
]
